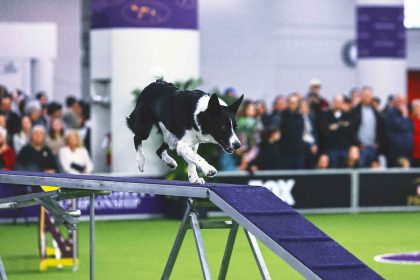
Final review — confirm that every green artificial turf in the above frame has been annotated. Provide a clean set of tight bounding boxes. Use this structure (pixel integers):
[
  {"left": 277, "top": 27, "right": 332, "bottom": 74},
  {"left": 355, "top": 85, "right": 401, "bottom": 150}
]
[{"left": 0, "top": 212, "right": 419, "bottom": 279}]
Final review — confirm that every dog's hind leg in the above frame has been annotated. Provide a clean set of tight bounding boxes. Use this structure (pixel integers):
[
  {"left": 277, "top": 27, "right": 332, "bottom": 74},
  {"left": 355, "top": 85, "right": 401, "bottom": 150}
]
[
  {"left": 156, "top": 143, "right": 178, "bottom": 169},
  {"left": 187, "top": 144, "right": 205, "bottom": 184}
]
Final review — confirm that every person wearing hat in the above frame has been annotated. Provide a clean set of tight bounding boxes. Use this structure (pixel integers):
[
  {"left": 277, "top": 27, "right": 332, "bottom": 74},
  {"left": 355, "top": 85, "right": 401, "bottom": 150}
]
[{"left": 306, "top": 79, "right": 329, "bottom": 114}]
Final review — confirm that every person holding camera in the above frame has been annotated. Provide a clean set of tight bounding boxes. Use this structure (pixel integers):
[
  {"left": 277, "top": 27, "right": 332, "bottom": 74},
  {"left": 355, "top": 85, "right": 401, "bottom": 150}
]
[{"left": 58, "top": 130, "right": 93, "bottom": 174}]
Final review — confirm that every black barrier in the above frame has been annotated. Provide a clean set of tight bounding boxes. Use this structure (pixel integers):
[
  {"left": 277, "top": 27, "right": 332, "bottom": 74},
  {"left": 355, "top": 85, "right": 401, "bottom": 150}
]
[
  {"left": 359, "top": 172, "right": 420, "bottom": 207},
  {"left": 218, "top": 173, "right": 351, "bottom": 209}
]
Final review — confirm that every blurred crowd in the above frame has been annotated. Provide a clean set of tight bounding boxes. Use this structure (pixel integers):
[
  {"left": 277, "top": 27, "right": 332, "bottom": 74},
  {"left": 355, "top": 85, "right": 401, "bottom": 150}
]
[
  {"left": 0, "top": 85, "right": 93, "bottom": 175},
  {"left": 220, "top": 80, "right": 420, "bottom": 171}
]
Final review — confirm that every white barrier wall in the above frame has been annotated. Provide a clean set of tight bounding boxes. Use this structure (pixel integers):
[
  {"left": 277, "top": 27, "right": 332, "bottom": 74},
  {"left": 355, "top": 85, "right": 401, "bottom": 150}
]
[{"left": 90, "top": 0, "right": 199, "bottom": 175}]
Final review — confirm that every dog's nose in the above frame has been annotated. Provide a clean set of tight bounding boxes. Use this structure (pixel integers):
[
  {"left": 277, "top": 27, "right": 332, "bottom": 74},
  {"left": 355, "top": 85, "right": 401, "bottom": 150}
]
[{"left": 233, "top": 141, "right": 241, "bottom": 150}]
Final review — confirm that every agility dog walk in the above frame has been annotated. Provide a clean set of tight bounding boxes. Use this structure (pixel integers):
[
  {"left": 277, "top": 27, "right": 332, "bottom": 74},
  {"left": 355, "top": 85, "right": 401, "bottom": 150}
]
[{"left": 0, "top": 170, "right": 383, "bottom": 279}]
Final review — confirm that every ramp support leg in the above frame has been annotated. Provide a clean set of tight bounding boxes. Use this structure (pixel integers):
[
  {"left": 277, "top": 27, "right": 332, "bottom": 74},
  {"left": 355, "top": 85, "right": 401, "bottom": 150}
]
[
  {"left": 90, "top": 194, "right": 95, "bottom": 280},
  {"left": 244, "top": 230, "right": 271, "bottom": 280},
  {"left": 190, "top": 212, "right": 212, "bottom": 279},
  {"left": 0, "top": 256, "right": 7, "bottom": 280},
  {"left": 161, "top": 202, "right": 192, "bottom": 280},
  {"left": 218, "top": 221, "right": 239, "bottom": 280}
]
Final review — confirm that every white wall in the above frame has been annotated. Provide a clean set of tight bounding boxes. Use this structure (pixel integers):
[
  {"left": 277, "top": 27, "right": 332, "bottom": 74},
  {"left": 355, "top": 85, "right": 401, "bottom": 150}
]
[
  {"left": 407, "top": 29, "right": 420, "bottom": 70},
  {"left": 0, "top": 0, "right": 81, "bottom": 102},
  {"left": 200, "top": 0, "right": 356, "bottom": 105}
]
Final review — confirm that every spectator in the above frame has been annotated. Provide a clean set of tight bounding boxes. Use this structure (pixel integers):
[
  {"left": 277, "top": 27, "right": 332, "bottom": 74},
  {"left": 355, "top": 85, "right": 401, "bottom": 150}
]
[
  {"left": 300, "top": 100, "right": 318, "bottom": 168},
  {"left": 13, "top": 116, "right": 32, "bottom": 155},
  {"left": 63, "top": 96, "right": 82, "bottom": 129},
  {"left": 321, "top": 95, "right": 355, "bottom": 168},
  {"left": 1, "top": 94, "right": 21, "bottom": 136},
  {"left": 25, "top": 100, "right": 47, "bottom": 127},
  {"left": 0, "top": 127, "right": 16, "bottom": 170},
  {"left": 237, "top": 101, "right": 259, "bottom": 170},
  {"left": 411, "top": 99, "right": 420, "bottom": 167},
  {"left": 255, "top": 100, "right": 271, "bottom": 127},
  {"left": 384, "top": 95, "right": 414, "bottom": 167},
  {"left": 16, "top": 125, "right": 58, "bottom": 172},
  {"left": 35, "top": 91, "right": 48, "bottom": 106},
  {"left": 372, "top": 97, "right": 381, "bottom": 112},
  {"left": 59, "top": 130, "right": 93, "bottom": 174},
  {"left": 250, "top": 128, "right": 281, "bottom": 170},
  {"left": 351, "top": 86, "right": 385, "bottom": 167},
  {"left": 316, "top": 154, "right": 330, "bottom": 169},
  {"left": 47, "top": 102, "right": 63, "bottom": 120},
  {"left": 279, "top": 94, "right": 305, "bottom": 169},
  {"left": 270, "top": 95, "right": 287, "bottom": 128},
  {"left": 396, "top": 157, "right": 411, "bottom": 169},
  {"left": 306, "top": 79, "right": 329, "bottom": 116},
  {"left": 342, "top": 96, "right": 352, "bottom": 113},
  {"left": 0, "top": 114, "right": 6, "bottom": 128},
  {"left": 349, "top": 88, "right": 361, "bottom": 108},
  {"left": 46, "top": 118, "right": 65, "bottom": 155},
  {"left": 342, "top": 146, "right": 361, "bottom": 168}
]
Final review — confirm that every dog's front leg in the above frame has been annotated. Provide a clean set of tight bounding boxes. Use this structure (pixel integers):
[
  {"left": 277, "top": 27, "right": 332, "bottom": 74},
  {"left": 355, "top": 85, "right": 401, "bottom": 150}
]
[
  {"left": 177, "top": 142, "right": 217, "bottom": 178},
  {"left": 187, "top": 144, "right": 206, "bottom": 184}
]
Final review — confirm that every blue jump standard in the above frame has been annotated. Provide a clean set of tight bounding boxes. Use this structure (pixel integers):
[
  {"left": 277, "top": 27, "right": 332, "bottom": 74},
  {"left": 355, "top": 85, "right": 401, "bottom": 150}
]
[{"left": 0, "top": 170, "right": 383, "bottom": 279}]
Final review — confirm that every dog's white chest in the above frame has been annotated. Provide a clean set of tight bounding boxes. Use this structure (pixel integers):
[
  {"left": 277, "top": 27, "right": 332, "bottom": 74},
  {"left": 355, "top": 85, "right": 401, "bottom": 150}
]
[{"left": 158, "top": 122, "right": 179, "bottom": 149}]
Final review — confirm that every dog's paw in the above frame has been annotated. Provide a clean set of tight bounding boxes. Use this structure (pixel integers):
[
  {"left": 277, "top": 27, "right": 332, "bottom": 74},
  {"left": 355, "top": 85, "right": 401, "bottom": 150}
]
[
  {"left": 138, "top": 164, "right": 145, "bottom": 172},
  {"left": 164, "top": 158, "right": 178, "bottom": 170},
  {"left": 201, "top": 164, "right": 217, "bottom": 178},
  {"left": 189, "top": 176, "right": 206, "bottom": 184}
]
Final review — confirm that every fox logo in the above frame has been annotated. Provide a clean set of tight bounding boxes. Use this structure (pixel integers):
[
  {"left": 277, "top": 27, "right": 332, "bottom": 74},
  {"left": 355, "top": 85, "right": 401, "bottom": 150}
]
[{"left": 249, "top": 179, "right": 296, "bottom": 206}]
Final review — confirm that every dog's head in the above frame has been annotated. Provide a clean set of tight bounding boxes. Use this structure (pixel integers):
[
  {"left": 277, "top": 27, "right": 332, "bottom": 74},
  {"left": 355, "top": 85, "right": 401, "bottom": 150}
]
[{"left": 197, "top": 94, "right": 244, "bottom": 153}]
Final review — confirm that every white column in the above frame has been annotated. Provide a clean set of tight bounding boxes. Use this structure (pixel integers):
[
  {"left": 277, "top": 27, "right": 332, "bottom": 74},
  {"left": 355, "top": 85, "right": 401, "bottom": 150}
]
[
  {"left": 356, "top": 0, "right": 406, "bottom": 101},
  {"left": 32, "top": 58, "right": 55, "bottom": 99}
]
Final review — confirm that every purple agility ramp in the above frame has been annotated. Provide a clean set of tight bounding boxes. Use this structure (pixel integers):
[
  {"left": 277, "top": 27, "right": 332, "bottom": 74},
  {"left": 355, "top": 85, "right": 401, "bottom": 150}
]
[{"left": 0, "top": 170, "right": 383, "bottom": 279}]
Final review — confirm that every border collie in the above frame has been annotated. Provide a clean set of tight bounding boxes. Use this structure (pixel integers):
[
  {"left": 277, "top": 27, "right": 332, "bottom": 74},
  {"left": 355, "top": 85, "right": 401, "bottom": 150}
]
[{"left": 126, "top": 80, "right": 243, "bottom": 184}]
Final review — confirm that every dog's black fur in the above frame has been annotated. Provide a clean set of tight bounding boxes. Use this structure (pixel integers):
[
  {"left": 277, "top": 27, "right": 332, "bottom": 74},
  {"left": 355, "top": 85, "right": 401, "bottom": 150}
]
[{"left": 126, "top": 80, "right": 243, "bottom": 183}]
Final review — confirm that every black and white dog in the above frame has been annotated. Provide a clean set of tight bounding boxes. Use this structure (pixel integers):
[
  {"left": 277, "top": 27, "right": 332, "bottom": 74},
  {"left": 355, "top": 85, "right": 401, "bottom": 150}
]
[{"left": 127, "top": 80, "right": 243, "bottom": 184}]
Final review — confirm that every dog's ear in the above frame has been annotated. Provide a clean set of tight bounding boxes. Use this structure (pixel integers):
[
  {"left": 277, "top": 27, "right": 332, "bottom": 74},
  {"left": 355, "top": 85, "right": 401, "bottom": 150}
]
[
  {"left": 207, "top": 94, "right": 221, "bottom": 114},
  {"left": 228, "top": 95, "right": 244, "bottom": 114}
]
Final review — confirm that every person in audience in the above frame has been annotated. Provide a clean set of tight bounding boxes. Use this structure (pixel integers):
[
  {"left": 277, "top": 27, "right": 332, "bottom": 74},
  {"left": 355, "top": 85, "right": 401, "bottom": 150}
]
[
  {"left": 1, "top": 94, "right": 21, "bottom": 136},
  {"left": 396, "top": 157, "right": 411, "bottom": 169},
  {"left": 13, "top": 116, "right": 32, "bottom": 155},
  {"left": 372, "top": 97, "right": 381, "bottom": 112},
  {"left": 25, "top": 100, "right": 47, "bottom": 127},
  {"left": 278, "top": 94, "right": 305, "bottom": 169},
  {"left": 342, "top": 146, "right": 361, "bottom": 169},
  {"left": 237, "top": 101, "right": 260, "bottom": 170},
  {"left": 411, "top": 99, "right": 420, "bottom": 167},
  {"left": 321, "top": 95, "right": 355, "bottom": 168},
  {"left": 384, "top": 95, "right": 414, "bottom": 167},
  {"left": 63, "top": 96, "right": 82, "bottom": 129},
  {"left": 250, "top": 127, "right": 281, "bottom": 171},
  {"left": 59, "top": 130, "right": 93, "bottom": 174},
  {"left": 16, "top": 125, "right": 58, "bottom": 172},
  {"left": 46, "top": 118, "right": 65, "bottom": 155},
  {"left": 35, "top": 91, "right": 48, "bottom": 106},
  {"left": 342, "top": 96, "right": 352, "bottom": 113},
  {"left": 255, "top": 100, "right": 271, "bottom": 127},
  {"left": 0, "top": 127, "right": 16, "bottom": 170},
  {"left": 270, "top": 95, "right": 287, "bottom": 128},
  {"left": 0, "top": 114, "right": 6, "bottom": 128},
  {"left": 350, "top": 88, "right": 361, "bottom": 108},
  {"left": 351, "top": 86, "right": 385, "bottom": 167},
  {"left": 306, "top": 79, "right": 329, "bottom": 116},
  {"left": 300, "top": 100, "right": 318, "bottom": 168},
  {"left": 47, "top": 102, "right": 63, "bottom": 120},
  {"left": 316, "top": 154, "right": 330, "bottom": 169}
]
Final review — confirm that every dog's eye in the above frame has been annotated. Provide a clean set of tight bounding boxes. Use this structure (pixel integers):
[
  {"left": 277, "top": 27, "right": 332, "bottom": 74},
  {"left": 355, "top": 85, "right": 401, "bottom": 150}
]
[{"left": 222, "top": 125, "right": 228, "bottom": 131}]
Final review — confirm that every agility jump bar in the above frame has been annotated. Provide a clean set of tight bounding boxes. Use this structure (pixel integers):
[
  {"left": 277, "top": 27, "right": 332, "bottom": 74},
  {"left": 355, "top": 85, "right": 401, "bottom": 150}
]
[{"left": 0, "top": 170, "right": 383, "bottom": 280}]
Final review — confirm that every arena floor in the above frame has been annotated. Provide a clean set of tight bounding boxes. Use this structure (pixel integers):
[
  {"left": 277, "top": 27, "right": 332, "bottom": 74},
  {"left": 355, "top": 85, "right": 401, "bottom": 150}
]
[{"left": 1, "top": 212, "right": 419, "bottom": 279}]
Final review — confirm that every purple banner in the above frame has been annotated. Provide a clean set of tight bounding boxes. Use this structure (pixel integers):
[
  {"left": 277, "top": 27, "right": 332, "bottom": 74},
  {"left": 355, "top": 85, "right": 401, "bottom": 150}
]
[
  {"left": 91, "top": 0, "right": 198, "bottom": 30},
  {"left": 357, "top": 6, "right": 406, "bottom": 58},
  {"left": 0, "top": 184, "right": 166, "bottom": 222}
]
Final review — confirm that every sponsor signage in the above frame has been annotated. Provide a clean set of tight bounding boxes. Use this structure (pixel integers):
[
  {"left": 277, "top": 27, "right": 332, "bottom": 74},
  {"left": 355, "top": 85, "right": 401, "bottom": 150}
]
[{"left": 217, "top": 174, "right": 352, "bottom": 209}]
